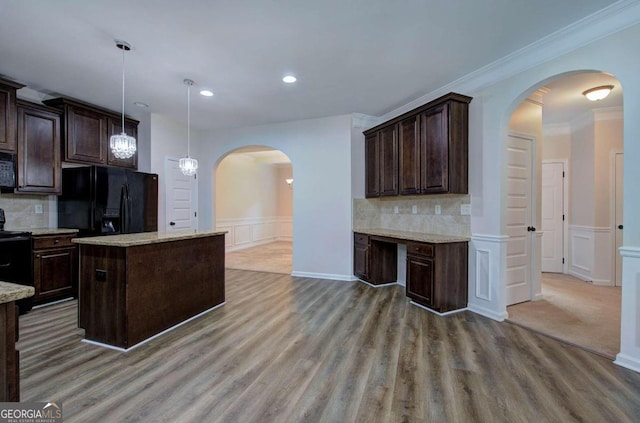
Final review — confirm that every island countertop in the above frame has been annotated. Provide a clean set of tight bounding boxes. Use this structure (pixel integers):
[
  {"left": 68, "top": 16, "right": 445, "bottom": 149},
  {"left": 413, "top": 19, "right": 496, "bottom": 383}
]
[
  {"left": 72, "top": 230, "right": 227, "bottom": 247},
  {"left": 0, "top": 282, "right": 34, "bottom": 305}
]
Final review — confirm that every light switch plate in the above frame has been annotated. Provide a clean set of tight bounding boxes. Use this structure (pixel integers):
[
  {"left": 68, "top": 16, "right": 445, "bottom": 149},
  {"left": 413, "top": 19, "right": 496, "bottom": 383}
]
[
  {"left": 35, "top": 204, "right": 43, "bottom": 214},
  {"left": 460, "top": 204, "right": 471, "bottom": 215},
  {"left": 394, "top": 206, "right": 399, "bottom": 214},
  {"left": 435, "top": 204, "right": 441, "bottom": 215},
  {"left": 412, "top": 205, "right": 418, "bottom": 214}
]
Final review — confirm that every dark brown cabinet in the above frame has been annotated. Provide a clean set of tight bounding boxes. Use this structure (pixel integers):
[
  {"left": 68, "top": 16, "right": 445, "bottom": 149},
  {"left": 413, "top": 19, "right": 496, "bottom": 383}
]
[
  {"left": 353, "top": 233, "right": 397, "bottom": 285},
  {"left": 365, "top": 126, "right": 398, "bottom": 198},
  {"left": 32, "top": 234, "right": 78, "bottom": 305},
  {"left": 16, "top": 101, "right": 62, "bottom": 194},
  {"left": 364, "top": 92, "right": 471, "bottom": 197},
  {"left": 0, "top": 302, "right": 19, "bottom": 401},
  {"left": 399, "top": 115, "right": 420, "bottom": 195},
  {"left": 43, "top": 97, "right": 138, "bottom": 169},
  {"left": 0, "top": 78, "right": 24, "bottom": 153},
  {"left": 406, "top": 241, "right": 468, "bottom": 313}
]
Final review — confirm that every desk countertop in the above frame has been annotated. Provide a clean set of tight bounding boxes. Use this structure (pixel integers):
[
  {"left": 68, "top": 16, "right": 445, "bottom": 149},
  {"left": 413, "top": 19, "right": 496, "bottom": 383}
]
[{"left": 355, "top": 228, "right": 470, "bottom": 243}]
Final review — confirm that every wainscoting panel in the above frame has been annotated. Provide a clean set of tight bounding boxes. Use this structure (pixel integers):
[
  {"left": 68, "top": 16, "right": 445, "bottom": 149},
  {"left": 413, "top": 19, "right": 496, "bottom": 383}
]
[
  {"left": 217, "top": 217, "right": 293, "bottom": 252},
  {"left": 468, "top": 234, "right": 509, "bottom": 321},
  {"left": 568, "top": 225, "right": 613, "bottom": 285}
]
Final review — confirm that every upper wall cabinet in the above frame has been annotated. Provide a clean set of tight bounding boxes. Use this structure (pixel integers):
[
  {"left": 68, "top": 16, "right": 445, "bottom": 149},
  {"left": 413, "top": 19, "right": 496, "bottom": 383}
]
[
  {"left": 365, "top": 126, "right": 398, "bottom": 198},
  {"left": 16, "top": 100, "right": 62, "bottom": 194},
  {"left": 43, "top": 97, "right": 138, "bottom": 170},
  {"left": 0, "top": 78, "right": 25, "bottom": 153},
  {"left": 364, "top": 92, "right": 471, "bottom": 197}
]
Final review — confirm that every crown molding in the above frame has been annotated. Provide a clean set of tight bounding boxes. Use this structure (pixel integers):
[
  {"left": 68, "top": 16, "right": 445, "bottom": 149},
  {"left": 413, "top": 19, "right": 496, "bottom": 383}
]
[
  {"left": 593, "top": 106, "right": 624, "bottom": 121},
  {"left": 352, "top": 113, "right": 379, "bottom": 129},
  {"left": 377, "top": 0, "right": 640, "bottom": 125}
]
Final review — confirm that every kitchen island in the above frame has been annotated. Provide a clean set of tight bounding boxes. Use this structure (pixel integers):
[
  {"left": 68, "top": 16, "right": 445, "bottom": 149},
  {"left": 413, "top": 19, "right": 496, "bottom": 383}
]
[
  {"left": 0, "top": 282, "right": 34, "bottom": 401},
  {"left": 73, "top": 230, "right": 226, "bottom": 350}
]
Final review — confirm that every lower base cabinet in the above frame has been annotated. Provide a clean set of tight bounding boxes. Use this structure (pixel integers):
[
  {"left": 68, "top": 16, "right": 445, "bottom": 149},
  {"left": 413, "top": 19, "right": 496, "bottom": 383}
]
[
  {"left": 406, "top": 241, "right": 468, "bottom": 313},
  {"left": 353, "top": 233, "right": 397, "bottom": 285},
  {"left": 33, "top": 234, "right": 78, "bottom": 305}
]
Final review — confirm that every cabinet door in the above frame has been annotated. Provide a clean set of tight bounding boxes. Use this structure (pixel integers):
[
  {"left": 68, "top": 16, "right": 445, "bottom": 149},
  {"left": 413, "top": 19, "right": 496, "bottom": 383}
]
[
  {"left": 379, "top": 125, "right": 398, "bottom": 196},
  {"left": 406, "top": 255, "right": 435, "bottom": 307},
  {"left": 107, "top": 117, "right": 138, "bottom": 169},
  {"left": 364, "top": 133, "right": 380, "bottom": 198},
  {"left": 399, "top": 115, "right": 420, "bottom": 195},
  {"left": 33, "top": 247, "right": 78, "bottom": 304},
  {"left": 16, "top": 103, "right": 62, "bottom": 194},
  {"left": 354, "top": 243, "right": 369, "bottom": 280},
  {"left": 66, "top": 105, "right": 107, "bottom": 164},
  {"left": 421, "top": 103, "right": 449, "bottom": 193},
  {"left": 0, "top": 83, "right": 18, "bottom": 152}
]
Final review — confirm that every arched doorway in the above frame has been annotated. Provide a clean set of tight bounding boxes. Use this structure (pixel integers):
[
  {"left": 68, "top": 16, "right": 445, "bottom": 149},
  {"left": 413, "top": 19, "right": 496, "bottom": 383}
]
[
  {"left": 503, "top": 71, "right": 623, "bottom": 357},
  {"left": 215, "top": 146, "right": 293, "bottom": 274}
]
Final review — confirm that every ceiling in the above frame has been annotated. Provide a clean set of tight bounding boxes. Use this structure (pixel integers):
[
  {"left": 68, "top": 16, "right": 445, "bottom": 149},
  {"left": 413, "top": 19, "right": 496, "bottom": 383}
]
[{"left": 0, "top": 0, "right": 620, "bottom": 131}]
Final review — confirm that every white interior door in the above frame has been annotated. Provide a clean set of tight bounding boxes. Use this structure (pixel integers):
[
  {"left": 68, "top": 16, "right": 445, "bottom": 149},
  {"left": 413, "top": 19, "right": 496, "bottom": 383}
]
[
  {"left": 541, "top": 162, "right": 564, "bottom": 273},
  {"left": 165, "top": 157, "right": 198, "bottom": 231},
  {"left": 507, "top": 134, "right": 534, "bottom": 305},
  {"left": 614, "top": 152, "right": 624, "bottom": 286}
]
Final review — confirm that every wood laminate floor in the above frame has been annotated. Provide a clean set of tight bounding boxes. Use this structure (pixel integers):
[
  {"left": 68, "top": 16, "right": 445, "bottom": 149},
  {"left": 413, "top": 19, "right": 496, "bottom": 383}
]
[{"left": 18, "top": 270, "right": 640, "bottom": 422}]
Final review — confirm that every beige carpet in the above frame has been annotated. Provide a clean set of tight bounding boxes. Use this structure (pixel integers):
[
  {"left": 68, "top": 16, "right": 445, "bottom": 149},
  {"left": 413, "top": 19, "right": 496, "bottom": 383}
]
[
  {"left": 507, "top": 273, "right": 621, "bottom": 358},
  {"left": 225, "top": 241, "right": 292, "bottom": 274}
]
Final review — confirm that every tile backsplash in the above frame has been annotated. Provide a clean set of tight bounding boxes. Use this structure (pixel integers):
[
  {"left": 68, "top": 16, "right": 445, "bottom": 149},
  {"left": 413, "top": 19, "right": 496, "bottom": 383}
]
[
  {"left": 0, "top": 193, "right": 55, "bottom": 229},
  {"left": 353, "top": 195, "right": 471, "bottom": 237}
]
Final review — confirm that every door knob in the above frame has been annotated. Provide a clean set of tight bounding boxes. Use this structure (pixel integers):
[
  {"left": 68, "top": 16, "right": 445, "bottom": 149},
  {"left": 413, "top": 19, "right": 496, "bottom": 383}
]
[
  {"left": 618, "top": 224, "right": 623, "bottom": 230},
  {"left": 170, "top": 221, "right": 176, "bottom": 226}
]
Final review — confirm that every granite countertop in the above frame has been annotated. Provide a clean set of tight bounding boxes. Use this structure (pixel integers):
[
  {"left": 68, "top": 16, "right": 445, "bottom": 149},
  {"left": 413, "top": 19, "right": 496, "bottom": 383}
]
[
  {"left": 73, "top": 230, "right": 228, "bottom": 247},
  {"left": 8, "top": 228, "right": 79, "bottom": 236},
  {"left": 355, "top": 228, "right": 470, "bottom": 243},
  {"left": 29, "top": 228, "right": 79, "bottom": 236},
  {"left": 0, "top": 282, "right": 34, "bottom": 305}
]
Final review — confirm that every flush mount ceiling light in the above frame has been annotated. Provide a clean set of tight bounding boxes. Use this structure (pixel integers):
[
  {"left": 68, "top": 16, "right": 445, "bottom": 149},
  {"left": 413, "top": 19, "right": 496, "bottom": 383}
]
[
  {"left": 582, "top": 85, "right": 614, "bottom": 101},
  {"left": 282, "top": 75, "right": 297, "bottom": 84},
  {"left": 179, "top": 79, "right": 198, "bottom": 176},
  {"left": 110, "top": 40, "right": 137, "bottom": 159},
  {"left": 199, "top": 89, "right": 214, "bottom": 97},
  {"left": 285, "top": 178, "right": 293, "bottom": 187},
  {"left": 134, "top": 101, "right": 149, "bottom": 108}
]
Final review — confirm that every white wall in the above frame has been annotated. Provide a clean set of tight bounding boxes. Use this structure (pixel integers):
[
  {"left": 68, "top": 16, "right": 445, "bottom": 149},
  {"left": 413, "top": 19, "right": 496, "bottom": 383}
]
[
  {"left": 150, "top": 113, "right": 204, "bottom": 230},
  {"left": 542, "top": 127, "right": 571, "bottom": 161},
  {"left": 196, "top": 114, "right": 355, "bottom": 280}
]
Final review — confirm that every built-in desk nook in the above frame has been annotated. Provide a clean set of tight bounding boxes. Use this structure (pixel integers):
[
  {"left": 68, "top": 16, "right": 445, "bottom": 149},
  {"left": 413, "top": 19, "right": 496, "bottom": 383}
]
[
  {"left": 354, "top": 229, "right": 469, "bottom": 314},
  {"left": 74, "top": 230, "right": 226, "bottom": 350}
]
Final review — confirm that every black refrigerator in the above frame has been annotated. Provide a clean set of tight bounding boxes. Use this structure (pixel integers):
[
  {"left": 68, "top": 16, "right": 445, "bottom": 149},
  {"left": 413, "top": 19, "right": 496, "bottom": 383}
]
[{"left": 58, "top": 166, "right": 158, "bottom": 236}]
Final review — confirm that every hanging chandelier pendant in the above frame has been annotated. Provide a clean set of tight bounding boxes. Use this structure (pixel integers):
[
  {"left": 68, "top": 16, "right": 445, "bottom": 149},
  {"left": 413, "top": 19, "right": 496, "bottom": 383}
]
[
  {"left": 110, "top": 40, "right": 137, "bottom": 160},
  {"left": 180, "top": 79, "right": 198, "bottom": 176}
]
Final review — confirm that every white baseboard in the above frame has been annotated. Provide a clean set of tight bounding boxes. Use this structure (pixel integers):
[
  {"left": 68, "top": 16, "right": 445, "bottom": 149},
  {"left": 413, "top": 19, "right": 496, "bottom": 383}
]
[
  {"left": 225, "top": 238, "right": 278, "bottom": 253},
  {"left": 410, "top": 301, "right": 468, "bottom": 316},
  {"left": 357, "top": 279, "right": 398, "bottom": 288},
  {"left": 614, "top": 353, "right": 640, "bottom": 373},
  {"left": 291, "top": 271, "right": 354, "bottom": 282},
  {"left": 468, "top": 303, "right": 508, "bottom": 322}
]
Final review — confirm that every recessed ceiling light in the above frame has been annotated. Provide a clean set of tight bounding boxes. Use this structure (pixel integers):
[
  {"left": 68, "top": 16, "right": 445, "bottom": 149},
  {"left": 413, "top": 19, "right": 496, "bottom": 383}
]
[
  {"left": 200, "top": 89, "right": 214, "bottom": 97},
  {"left": 134, "top": 102, "right": 149, "bottom": 108},
  {"left": 282, "top": 75, "right": 297, "bottom": 84}
]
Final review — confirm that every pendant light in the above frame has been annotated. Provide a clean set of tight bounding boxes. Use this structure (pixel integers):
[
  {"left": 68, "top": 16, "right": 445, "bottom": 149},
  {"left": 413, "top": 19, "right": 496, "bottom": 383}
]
[
  {"left": 110, "top": 40, "right": 137, "bottom": 159},
  {"left": 179, "top": 79, "right": 198, "bottom": 176}
]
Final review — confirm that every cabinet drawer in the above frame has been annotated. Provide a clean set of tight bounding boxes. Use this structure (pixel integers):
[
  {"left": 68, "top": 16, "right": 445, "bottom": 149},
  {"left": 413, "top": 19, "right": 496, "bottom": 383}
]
[
  {"left": 354, "top": 233, "right": 369, "bottom": 245},
  {"left": 33, "top": 235, "right": 74, "bottom": 250},
  {"left": 406, "top": 242, "right": 434, "bottom": 257}
]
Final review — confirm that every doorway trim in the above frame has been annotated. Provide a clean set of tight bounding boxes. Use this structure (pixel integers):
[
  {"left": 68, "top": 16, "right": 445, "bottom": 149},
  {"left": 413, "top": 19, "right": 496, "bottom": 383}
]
[
  {"left": 611, "top": 150, "right": 624, "bottom": 286},
  {"left": 542, "top": 159, "right": 569, "bottom": 274}
]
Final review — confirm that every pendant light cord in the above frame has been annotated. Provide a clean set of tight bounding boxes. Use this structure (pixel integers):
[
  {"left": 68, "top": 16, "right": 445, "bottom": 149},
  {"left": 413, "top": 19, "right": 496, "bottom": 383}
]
[
  {"left": 121, "top": 45, "right": 126, "bottom": 132},
  {"left": 187, "top": 81, "right": 191, "bottom": 158}
]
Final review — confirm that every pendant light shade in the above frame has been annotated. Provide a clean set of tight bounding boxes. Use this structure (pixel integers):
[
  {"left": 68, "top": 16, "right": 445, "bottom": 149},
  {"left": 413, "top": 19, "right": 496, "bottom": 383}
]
[
  {"left": 179, "top": 79, "right": 198, "bottom": 176},
  {"left": 110, "top": 40, "right": 137, "bottom": 159}
]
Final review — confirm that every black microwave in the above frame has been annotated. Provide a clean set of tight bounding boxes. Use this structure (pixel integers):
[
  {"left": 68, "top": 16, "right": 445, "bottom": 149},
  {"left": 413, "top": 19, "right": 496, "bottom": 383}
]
[{"left": 0, "top": 152, "right": 16, "bottom": 192}]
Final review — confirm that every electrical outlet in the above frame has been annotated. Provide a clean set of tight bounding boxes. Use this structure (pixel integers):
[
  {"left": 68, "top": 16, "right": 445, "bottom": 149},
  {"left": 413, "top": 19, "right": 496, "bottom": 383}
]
[
  {"left": 435, "top": 204, "right": 441, "bottom": 215},
  {"left": 412, "top": 205, "right": 418, "bottom": 214},
  {"left": 394, "top": 206, "right": 399, "bottom": 214},
  {"left": 35, "top": 204, "right": 43, "bottom": 214},
  {"left": 460, "top": 204, "right": 471, "bottom": 215}
]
